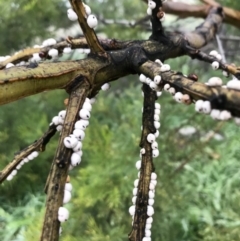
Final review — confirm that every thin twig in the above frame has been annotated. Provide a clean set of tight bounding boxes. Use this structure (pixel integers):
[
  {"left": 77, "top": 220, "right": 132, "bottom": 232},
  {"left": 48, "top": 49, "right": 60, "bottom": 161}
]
[
  {"left": 69, "top": 0, "right": 106, "bottom": 56},
  {"left": 0, "top": 125, "right": 57, "bottom": 184},
  {"left": 40, "top": 76, "right": 90, "bottom": 241}
]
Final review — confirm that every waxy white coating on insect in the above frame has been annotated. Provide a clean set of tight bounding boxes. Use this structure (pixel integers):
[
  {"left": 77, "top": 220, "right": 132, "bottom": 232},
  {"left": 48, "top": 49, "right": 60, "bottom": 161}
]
[
  {"left": 226, "top": 79, "right": 240, "bottom": 90},
  {"left": 23, "top": 158, "right": 29, "bottom": 163},
  {"left": 142, "top": 237, "right": 150, "bottom": 241},
  {"left": 202, "top": 101, "right": 211, "bottom": 114},
  {"left": 195, "top": 99, "right": 204, "bottom": 112},
  {"left": 58, "top": 116, "right": 64, "bottom": 125},
  {"left": 73, "top": 129, "right": 85, "bottom": 141},
  {"left": 210, "top": 109, "right": 220, "bottom": 120},
  {"left": 174, "top": 92, "right": 183, "bottom": 103},
  {"left": 11, "top": 169, "right": 17, "bottom": 176},
  {"left": 64, "top": 136, "right": 78, "bottom": 149},
  {"left": 145, "top": 78, "right": 151, "bottom": 85},
  {"left": 155, "top": 103, "right": 161, "bottom": 109},
  {"left": 147, "top": 133, "right": 156, "bottom": 143},
  {"left": 146, "top": 217, "right": 153, "bottom": 224},
  {"left": 82, "top": 102, "right": 92, "bottom": 112},
  {"left": 151, "top": 172, "right": 157, "bottom": 180},
  {"left": 32, "top": 53, "right": 41, "bottom": 62},
  {"left": 27, "top": 153, "right": 35, "bottom": 161},
  {"left": 87, "top": 15, "right": 98, "bottom": 28},
  {"left": 132, "top": 196, "right": 137, "bottom": 204},
  {"left": 149, "top": 183, "right": 155, "bottom": 190},
  {"left": 139, "top": 74, "right": 147, "bottom": 83},
  {"left": 145, "top": 223, "right": 152, "bottom": 230},
  {"left": 209, "top": 50, "right": 218, "bottom": 57},
  {"left": 152, "top": 149, "right": 159, "bottom": 158},
  {"left": 48, "top": 48, "right": 58, "bottom": 57},
  {"left": 65, "top": 183, "right": 73, "bottom": 192},
  {"left": 135, "top": 160, "right": 141, "bottom": 170},
  {"left": 16, "top": 163, "right": 22, "bottom": 170},
  {"left": 52, "top": 116, "right": 60, "bottom": 125},
  {"left": 63, "top": 47, "right": 72, "bottom": 54},
  {"left": 71, "top": 153, "right": 81, "bottom": 166},
  {"left": 154, "top": 108, "right": 160, "bottom": 115},
  {"left": 168, "top": 87, "right": 175, "bottom": 95},
  {"left": 151, "top": 180, "right": 157, "bottom": 186},
  {"left": 133, "top": 187, "right": 138, "bottom": 196},
  {"left": 140, "top": 148, "right": 146, "bottom": 154},
  {"left": 211, "top": 61, "right": 219, "bottom": 70},
  {"left": 72, "top": 141, "right": 83, "bottom": 152},
  {"left": 147, "top": 7, "right": 152, "bottom": 15},
  {"left": 63, "top": 190, "right": 72, "bottom": 204},
  {"left": 83, "top": 3, "right": 91, "bottom": 15},
  {"left": 134, "top": 179, "right": 139, "bottom": 187},
  {"left": 42, "top": 38, "right": 57, "bottom": 47},
  {"left": 148, "top": 0, "right": 156, "bottom": 9},
  {"left": 154, "top": 75, "right": 161, "bottom": 84},
  {"left": 216, "top": 54, "right": 222, "bottom": 61},
  {"left": 154, "top": 130, "right": 159, "bottom": 138},
  {"left": 138, "top": 172, "right": 141, "bottom": 178},
  {"left": 160, "top": 64, "right": 170, "bottom": 72},
  {"left": 219, "top": 110, "right": 232, "bottom": 120},
  {"left": 67, "top": 9, "right": 78, "bottom": 21},
  {"left": 145, "top": 230, "right": 151, "bottom": 237},
  {"left": 154, "top": 121, "right": 161, "bottom": 129},
  {"left": 155, "top": 59, "right": 163, "bottom": 66},
  {"left": 129, "top": 205, "right": 136, "bottom": 216},
  {"left": 147, "top": 205, "right": 154, "bottom": 216},
  {"left": 74, "top": 150, "right": 83, "bottom": 157},
  {"left": 207, "top": 77, "right": 223, "bottom": 86},
  {"left": 154, "top": 114, "right": 159, "bottom": 121},
  {"left": 101, "top": 83, "right": 110, "bottom": 91},
  {"left": 149, "top": 81, "right": 158, "bottom": 91},
  {"left": 56, "top": 125, "right": 63, "bottom": 132},
  {"left": 151, "top": 141, "right": 158, "bottom": 149},
  {"left": 164, "top": 83, "right": 170, "bottom": 91},
  {"left": 31, "top": 151, "right": 39, "bottom": 158},
  {"left": 58, "top": 207, "right": 69, "bottom": 222},
  {"left": 90, "top": 98, "right": 96, "bottom": 104},
  {"left": 157, "top": 91, "right": 162, "bottom": 97},
  {"left": 75, "top": 119, "right": 89, "bottom": 130},
  {"left": 6, "top": 174, "right": 14, "bottom": 181},
  {"left": 149, "top": 190, "right": 155, "bottom": 199},
  {"left": 58, "top": 110, "right": 66, "bottom": 119},
  {"left": 79, "top": 109, "right": 91, "bottom": 120},
  {"left": 6, "top": 63, "right": 14, "bottom": 68},
  {"left": 59, "top": 227, "right": 62, "bottom": 236}
]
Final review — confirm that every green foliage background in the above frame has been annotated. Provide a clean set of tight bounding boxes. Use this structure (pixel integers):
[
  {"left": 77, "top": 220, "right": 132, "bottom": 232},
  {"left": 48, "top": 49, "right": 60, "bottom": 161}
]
[{"left": 0, "top": 0, "right": 240, "bottom": 240}]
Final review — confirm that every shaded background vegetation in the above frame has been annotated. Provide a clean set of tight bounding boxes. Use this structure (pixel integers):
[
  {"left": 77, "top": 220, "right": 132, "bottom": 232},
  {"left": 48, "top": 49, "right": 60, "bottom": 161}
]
[{"left": 1, "top": 0, "right": 240, "bottom": 240}]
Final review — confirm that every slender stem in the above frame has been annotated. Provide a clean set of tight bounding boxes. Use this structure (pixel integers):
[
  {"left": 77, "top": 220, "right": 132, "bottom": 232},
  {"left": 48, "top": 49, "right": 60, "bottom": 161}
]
[
  {"left": 0, "top": 125, "right": 57, "bottom": 184},
  {"left": 40, "top": 78, "right": 90, "bottom": 241},
  {"left": 128, "top": 84, "right": 156, "bottom": 241}
]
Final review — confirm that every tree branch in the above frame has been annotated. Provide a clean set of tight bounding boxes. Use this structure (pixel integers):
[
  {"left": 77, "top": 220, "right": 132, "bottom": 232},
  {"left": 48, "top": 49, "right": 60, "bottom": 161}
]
[
  {"left": 129, "top": 85, "right": 156, "bottom": 241},
  {"left": 162, "top": 1, "right": 240, "bottom": 29},
  {"left": 40, "top": 77, "right": 91, "bottom": 241},
  {"left": 0, "top": 125, "right": 57, "bottom": 184},
  {"left": 138, "top": 60, "right": 240, "bottom": 117},
  {"left": 69, "top": 0, "right": 106, "bottom": 56}
]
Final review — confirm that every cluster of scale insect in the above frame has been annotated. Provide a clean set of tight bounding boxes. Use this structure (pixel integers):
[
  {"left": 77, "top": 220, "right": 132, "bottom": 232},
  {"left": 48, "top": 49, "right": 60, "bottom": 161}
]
[
  {"left": 57, "top": 96, "right": 95, "bottom": 234},
  {"left": 128, "top": 98, "right": 161, "bottom": 241},
  {"left": 195, "top": 50, "right": 240, "bottom": 123},
  {"left": 57, "top": 80, "right": 110, "bottom": 232}
]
